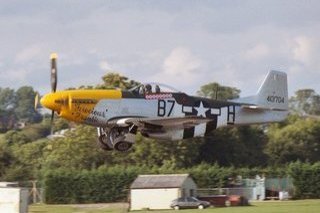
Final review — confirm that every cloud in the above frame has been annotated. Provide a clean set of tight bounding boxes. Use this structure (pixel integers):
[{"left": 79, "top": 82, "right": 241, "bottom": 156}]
[
  {"left": 244, "top": 43, "right": 270, "bottom": 60},
  {"left": 292, "top": 36, "right": 312, "bottom": 64},
  {"left": 1, "top": 68, "right": 29, "bottom": 83},
  {"left": 99, "top": 60, "right": 112, "bottom": 71},
  {"left": 1, "top": 1, "right": 320, "bottom": 97},
  {"left": 14, "top": 45, "right": 43, "bottom": 64},
  {"left": 145, "top": 47, "right": 203, "bottom": 92},
  {"left": 163, "top": 47, "right": 201, "bottom": 76},
  {"left": 291, "top": 36, "right": 320, "bottom": 70}
]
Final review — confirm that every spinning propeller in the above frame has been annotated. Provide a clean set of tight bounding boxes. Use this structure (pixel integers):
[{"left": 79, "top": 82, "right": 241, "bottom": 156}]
[
  {"left": 34, "top": 53, "right": 59, "bottom": 134},
  {"left": 49, "top": 53, "right": 58, "bottom": 127}
]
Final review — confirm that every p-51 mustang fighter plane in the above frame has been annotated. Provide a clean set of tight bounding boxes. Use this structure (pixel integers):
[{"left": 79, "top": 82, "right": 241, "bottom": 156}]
[{"left": 39, "top": 53, "right": 288, "bottom": 152}]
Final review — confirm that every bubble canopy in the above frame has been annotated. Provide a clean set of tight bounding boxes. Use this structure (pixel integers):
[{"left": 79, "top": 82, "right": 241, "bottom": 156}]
[{"left": 129, "top": 82, "right": 181, "bottom": 94}]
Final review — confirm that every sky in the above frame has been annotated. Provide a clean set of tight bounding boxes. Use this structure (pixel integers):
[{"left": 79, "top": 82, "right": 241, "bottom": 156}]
[{"left": 0, "top": 0, "right": 320, "bottom": 97}]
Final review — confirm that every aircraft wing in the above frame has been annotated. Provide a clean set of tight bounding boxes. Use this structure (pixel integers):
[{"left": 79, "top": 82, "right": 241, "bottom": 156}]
[{"left": 126, "top": 116, "right": 213, "bottom": 130}]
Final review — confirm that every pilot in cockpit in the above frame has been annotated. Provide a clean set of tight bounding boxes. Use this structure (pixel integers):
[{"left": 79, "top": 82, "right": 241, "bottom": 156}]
[
  {"left": 139, "top": 85, "right": 145, "bottom": 95},
  {"left": 145, "top": 84, "right": 152, "bottom": 94},
  {"left": 155, "top": 85, "right": 160, "bottom": 93},
  {"left": 137, "top": 84, "right": 161, "bottom": 96}
]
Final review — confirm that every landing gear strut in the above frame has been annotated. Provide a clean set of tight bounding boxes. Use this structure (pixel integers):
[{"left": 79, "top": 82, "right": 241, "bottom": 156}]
[{"left": 97, "top": 127, "right": 136, "bottom": 152}]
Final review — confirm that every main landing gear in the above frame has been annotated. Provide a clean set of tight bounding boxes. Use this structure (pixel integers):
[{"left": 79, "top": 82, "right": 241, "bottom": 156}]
[{"left": 97, "top": 127, "right": 135, "bottom": 152}]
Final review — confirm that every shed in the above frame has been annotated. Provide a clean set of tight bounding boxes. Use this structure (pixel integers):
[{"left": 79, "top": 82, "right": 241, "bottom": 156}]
[
  {"left": 130, "top": 174, "right": 197, "bottom": 210},
  {"left": 0, "top": 187, "right": 29, "bottom": 213}
]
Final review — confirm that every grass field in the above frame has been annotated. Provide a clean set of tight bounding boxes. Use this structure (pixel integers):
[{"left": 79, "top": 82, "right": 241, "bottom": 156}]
[{"left": 29, "top": 200, "right": 320, "bottom": 213}]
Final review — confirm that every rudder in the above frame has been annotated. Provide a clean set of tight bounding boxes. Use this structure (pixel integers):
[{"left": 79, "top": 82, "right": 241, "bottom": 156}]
[{"left": 256, "top": 70, "right": 288, "bottom": 110}]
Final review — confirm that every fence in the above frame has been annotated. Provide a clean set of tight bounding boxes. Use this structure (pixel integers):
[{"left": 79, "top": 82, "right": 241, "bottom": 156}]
[
  {"left": 197, "top": 188, "right": 256, "bottom": 200},
  {"left": 18, "top": 181, "right": 44, "bottom": 204}
]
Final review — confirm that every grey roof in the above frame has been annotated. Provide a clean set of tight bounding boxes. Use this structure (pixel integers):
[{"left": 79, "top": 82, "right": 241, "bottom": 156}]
[{"left": 131, "top": 174, "right": 190, "bottom": 189}]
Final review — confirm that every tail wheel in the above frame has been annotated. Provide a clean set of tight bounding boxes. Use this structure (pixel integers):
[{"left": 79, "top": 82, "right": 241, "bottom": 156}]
[{"left": 173, "top": 206, "right": 180, "bottom": 210}]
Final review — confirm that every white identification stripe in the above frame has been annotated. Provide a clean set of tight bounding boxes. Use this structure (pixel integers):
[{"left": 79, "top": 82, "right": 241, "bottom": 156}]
[
  {"left": 170, "top": 129, "right": 184, "bottom": 140},
  {"left": 217, "top": 107, "right": 228, "bottom": 128},
  {"left": 182, "top": 105, "right": 193, "bottom": 113},
  {"left": 211, "top": 108, "right": 221, "bottom": 115},
  {"left": 194, "top": 123, "right": 206, "bottom": 137},
  {"left": 145, "top": 93, "right": 173, "bottom": 100}
]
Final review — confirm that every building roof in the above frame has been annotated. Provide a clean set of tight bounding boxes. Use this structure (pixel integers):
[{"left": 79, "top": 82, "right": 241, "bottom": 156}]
[
  {"left": 131, "top": 174, "right": 191, "bottom": 189},
  {"left": 0, "top": 182, "right": 19, "bottom": 187}
]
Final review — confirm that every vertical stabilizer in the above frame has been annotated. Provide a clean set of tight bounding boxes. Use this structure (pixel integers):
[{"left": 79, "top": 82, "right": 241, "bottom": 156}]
[
  {"left": 231, "top": 70, "right": 289, "bottom": 125},
  {"left": 233, "top": 70, "right": 288, "bottom": 111},
  {"left": 256, "top": 70, "right": 288, "bottom": 110}
]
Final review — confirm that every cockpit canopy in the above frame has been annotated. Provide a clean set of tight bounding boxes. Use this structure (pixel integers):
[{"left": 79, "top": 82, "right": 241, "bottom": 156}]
[{"left": 130, "top": 83, "right": 181, "bottom": 95}]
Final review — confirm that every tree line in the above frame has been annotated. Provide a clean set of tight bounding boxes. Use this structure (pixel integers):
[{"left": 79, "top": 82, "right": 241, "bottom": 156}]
[{"left": 0, "top": 86, "right": 41, "bottom": 132}]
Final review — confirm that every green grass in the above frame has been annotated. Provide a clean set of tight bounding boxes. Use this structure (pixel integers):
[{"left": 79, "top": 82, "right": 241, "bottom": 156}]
[
  {"left": 29, "top": 203, "right": 128, "bottom": 213},
  {"left": 30, "top": 200, "right": 320, "bottom": 213}
]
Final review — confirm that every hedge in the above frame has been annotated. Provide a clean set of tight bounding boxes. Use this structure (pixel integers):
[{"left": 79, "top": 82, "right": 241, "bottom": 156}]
[
  {"left": 41, "top": 163, "right": 320, "bottom": 204},
  {"left": 289, "top": 161, "right": 320, "bottom": 198},
  {"left": 42, "top": 167, "right": 139, "bottom": 204}
]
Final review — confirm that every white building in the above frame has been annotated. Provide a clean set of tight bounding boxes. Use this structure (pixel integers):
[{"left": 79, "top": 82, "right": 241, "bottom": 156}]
[
  {"left": 0, "top": 187, "right": 29, "bottom": 213},
  {"left": 130, "top": 174, "right": 197, "bottom": 210}
]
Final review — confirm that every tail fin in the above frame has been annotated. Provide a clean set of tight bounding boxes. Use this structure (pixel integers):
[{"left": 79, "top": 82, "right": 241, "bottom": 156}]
[
  {"left": 256, "top": 70, "right": 288, "bottom": 110},
  {"left": 235, "top": 70, "right": 288, "bottom": 111}
]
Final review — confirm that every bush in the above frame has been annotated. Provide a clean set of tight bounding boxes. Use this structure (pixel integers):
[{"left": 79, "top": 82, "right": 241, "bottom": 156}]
[
  {"left": 289, "top": 161, "right": 320, "bottom": 198},
  {"left": 189, "top": 163, "right": 233, "bottom": 188},
  {"left": 42, "top": 167, "right": 140, "bottom": 204}
]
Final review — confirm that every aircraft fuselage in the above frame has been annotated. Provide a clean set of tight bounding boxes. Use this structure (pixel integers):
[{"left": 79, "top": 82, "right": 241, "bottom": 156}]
[{"left": 41, "top": 88, "right": 287, "bottom": 141}]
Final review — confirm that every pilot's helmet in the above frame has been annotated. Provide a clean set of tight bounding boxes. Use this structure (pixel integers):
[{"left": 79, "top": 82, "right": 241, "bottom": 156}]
[
  {"left": 155, "top": 85, "right": 160, "bottom": 93},
  {"left": 139, "top": 85, "right": 145, "bottom": 95},
  {"left": 145, "top": 84, "right": 152, "bottom": 93}
]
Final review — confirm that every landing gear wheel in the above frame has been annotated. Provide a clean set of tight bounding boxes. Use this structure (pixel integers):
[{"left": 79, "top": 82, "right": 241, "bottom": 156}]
[
  {"left": 114, "top": 141, "right": 133, "bottom": 152},
  {"left": 97, "top": 127, "right": 136, "bottom": 152},
  {"left": 173, "top": 206, "right": 180, "bottom": 210},
  {"left": 198, "top": 204, "right": 204, "bottom": 209}
]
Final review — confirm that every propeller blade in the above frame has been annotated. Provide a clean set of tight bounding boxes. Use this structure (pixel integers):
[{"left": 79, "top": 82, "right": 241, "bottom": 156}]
[
  {"left": 50, "top": 110, "right": 55, "bottom": 134},
  {"left": 34, "top": 93, "right": 39, "bottom": 111},
  {"left": 50, "top": 53, "right": 58, "bottom": 93}
]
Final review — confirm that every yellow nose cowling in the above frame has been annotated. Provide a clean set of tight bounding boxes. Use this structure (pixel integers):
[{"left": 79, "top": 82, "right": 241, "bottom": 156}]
[{"left": 40, "top": 93, "right": 61, "bottom": 112}]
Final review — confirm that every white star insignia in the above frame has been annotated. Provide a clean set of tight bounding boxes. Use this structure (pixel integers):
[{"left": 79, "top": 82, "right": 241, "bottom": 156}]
[{"left": 195, "top": 101, "right": 209, "bottom": 117}]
